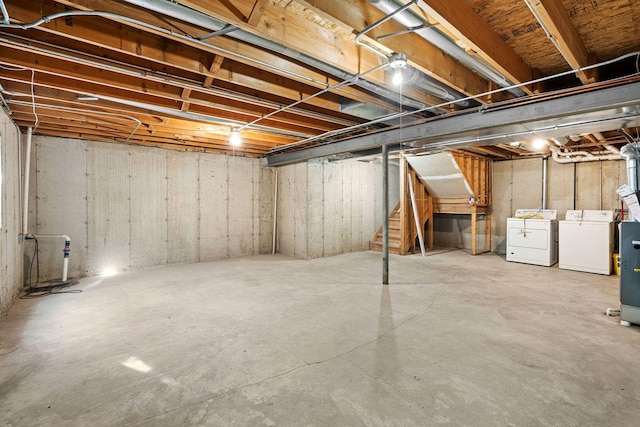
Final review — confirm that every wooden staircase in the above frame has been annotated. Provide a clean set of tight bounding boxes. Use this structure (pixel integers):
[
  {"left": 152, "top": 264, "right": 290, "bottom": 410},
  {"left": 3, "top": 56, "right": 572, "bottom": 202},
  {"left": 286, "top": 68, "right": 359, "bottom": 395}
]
[
  {"left": 370, "top": 203, "right": 403, "bottom": 254},
  {"left": 370, "top": 161, "right": 433, "bottom": 255}
]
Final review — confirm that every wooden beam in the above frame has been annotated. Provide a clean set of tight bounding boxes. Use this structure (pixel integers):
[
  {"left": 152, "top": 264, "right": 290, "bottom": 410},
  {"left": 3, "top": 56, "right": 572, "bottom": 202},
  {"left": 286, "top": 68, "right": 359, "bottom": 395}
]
[
  {"left": 6, "top": 0, "right": 352, "bottom": 114},
  {"left": 0, "top": 42, "right": 351, "bottom": 134},
  {"left": 524, "top": 0, "right": 596, "bottom": 83},
  {"left": 416, "top": 0, "right": 534, "bottom": 94},
  {"left": 292, "top": 0, "right": 497, "bottom": 101},
  {"left": 203, "top": 55, "right": 225, "bottom": 88},
  {"left": 173, "top": 0, "right": 495, "bottom": 103},
  {"left": 52, "top": 0, "right": 443, "bottom": 110},
  {"left": 247, "top": 0, "right": 269, "bottom": 26}
]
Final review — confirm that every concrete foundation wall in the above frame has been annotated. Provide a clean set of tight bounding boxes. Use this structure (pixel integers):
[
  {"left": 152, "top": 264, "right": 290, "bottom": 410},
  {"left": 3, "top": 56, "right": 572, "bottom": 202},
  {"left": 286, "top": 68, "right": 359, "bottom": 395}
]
[
  {"left": 491, "top": 158, "right": 627, "bottom": 254},
  {"left": 432, "top": 157, "right": 626, "bottom": 253},
  {"left": 30, "top": 137, "right": 274, "bottom": 280},
  {"left": 277, "top": 158, "right": 390, "bottom": 259},
  {"left": 0, "top": 110, "right": 23, "bottom": 318}
]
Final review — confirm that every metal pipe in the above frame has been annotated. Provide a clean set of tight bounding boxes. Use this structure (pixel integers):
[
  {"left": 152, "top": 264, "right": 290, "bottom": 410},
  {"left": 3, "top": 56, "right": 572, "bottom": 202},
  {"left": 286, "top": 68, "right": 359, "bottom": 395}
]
[
  {"left": 382, "top": 144, "right": 389, "bottom": 285},
  {"left": 354, "top": 0, "right": 418, "bottom": 60},
  {"left": 22, "top": 126, "right": 32, "bottom": 236},
  {"left": 119, "top": 0, "right": 428, "bottom": 111},
  {"left": 407, "top": 172, "right": 425, "bottom": 256},
  {"left": 0, "top": 33, "right": 350, "bottom": 134},
  {"left": 368, "top": 0, "right": 526, "bottom": 97},
  {"left": 272, "top": 169, "right": 278, "bottom": 255},
  {"left": 524, "top": 0, "right": 575, "bottom": 76},
  {"left": 0, "top": 0, "right": 8, "bottom": 25},
  {"left": 542, "top": 156, "right": 548, "bottom": 209},
  {"left": 239, "top": 63, "right": 387, "bottom": 132},
  {"left": 269, "top": 51, "right": 640, "bottom": 154},
  {"left": 197, "top": 24, "right": 237, "bottom": 41}
]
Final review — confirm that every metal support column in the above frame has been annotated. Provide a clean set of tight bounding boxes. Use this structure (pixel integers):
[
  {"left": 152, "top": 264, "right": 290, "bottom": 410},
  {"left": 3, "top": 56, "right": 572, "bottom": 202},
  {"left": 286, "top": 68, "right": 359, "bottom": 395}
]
[
  {"left": 382, "top": 144, "right": 389, "bottom": 285},
  {"left": 542, "top": 156, "right": 548, "bottom": 209}
]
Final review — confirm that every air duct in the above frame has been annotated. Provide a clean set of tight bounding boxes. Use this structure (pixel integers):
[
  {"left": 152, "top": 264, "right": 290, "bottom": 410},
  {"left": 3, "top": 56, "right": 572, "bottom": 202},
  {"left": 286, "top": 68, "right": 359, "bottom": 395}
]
[
  {"left": 368, "top": 0, "right": 526, "bottom": 97},
  {"left": 620, "top": 143, "right": 640, "bottom": 192},
  {"left": 403, "top": 68, "right": 478, "bottom": 108},
  {"left": 121, "top": 0, "right": 429, "bottom": 112}
]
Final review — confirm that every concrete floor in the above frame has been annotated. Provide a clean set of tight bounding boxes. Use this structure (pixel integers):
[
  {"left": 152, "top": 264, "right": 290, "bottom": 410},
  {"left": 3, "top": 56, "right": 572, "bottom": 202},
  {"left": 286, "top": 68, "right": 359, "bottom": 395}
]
[{"left": 1, "top": 250, "right": 640, "bottom": 426}]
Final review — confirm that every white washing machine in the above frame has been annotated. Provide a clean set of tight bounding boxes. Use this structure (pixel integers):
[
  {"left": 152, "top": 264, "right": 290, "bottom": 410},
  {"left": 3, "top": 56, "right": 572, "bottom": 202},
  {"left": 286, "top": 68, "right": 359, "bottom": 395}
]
[
  {"left": 559, "top": 210, "right": 614, "bottom": 275},
  {"left": 506, "top": 209, "right": 558, "bottom": 267}
]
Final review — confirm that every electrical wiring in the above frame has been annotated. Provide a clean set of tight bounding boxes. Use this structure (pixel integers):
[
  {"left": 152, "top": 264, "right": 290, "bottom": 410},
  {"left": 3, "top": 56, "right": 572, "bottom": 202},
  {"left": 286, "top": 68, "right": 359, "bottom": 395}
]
[{"left": 0, "top": 63, "right": 38, "bottom": 130}]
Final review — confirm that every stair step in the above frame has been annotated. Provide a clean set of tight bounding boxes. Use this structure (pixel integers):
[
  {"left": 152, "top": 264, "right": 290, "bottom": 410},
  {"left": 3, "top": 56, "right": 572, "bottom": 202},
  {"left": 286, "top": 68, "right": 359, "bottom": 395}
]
[{"left": 370, "top": 242, "right": 402, "bottom": 253}]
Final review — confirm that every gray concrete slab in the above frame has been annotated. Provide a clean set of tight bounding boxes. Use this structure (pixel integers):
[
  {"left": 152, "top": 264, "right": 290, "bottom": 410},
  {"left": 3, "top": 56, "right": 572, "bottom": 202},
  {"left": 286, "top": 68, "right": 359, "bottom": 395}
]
[{"left": 2, "top": 250, "right": 639, "bottom": 426}]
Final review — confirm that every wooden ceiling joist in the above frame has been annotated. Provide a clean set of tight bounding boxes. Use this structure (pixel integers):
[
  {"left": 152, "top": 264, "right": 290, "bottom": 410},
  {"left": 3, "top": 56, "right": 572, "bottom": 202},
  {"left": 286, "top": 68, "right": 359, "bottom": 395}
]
[
  {"left": 524, "top": 0, "right": 596, "bottom": 84},
  {"left": 416, "top": 0, "right": 535, "bottom": 94}
]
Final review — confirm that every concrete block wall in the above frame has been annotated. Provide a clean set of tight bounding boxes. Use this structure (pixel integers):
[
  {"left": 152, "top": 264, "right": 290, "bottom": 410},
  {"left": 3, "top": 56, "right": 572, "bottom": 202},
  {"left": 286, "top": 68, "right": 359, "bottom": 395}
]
[
  {"left": 276, "top": 158, "right": 393, "bottom": 259},
  {"left": 491, "top": 157, "right": 627, "bottom": 254},
  {"left": 29, "top": 137, "right": 274, "bottom": 280},
  {"left": 0, "top": 110, "right": 23, "bottom": 318}
]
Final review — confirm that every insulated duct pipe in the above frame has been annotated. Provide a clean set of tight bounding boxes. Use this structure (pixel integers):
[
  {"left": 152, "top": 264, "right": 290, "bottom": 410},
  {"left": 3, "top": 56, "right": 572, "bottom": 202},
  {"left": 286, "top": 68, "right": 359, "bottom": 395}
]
[
  {"left": 620, "top": 141, "right": 640, "bottom": 221},
  {"left": 620, "top": 143, "right": 640, "bottom": 193},
  {"left": 121, "top": 0, "right": 428, "bottom": 111},
  {"left": 404, "top": 68, "right": 476, "bottom": 108},
  {"left": 549, "top": 145, "right": 621, "bottom": 163},
  {"left": 22, "top": 127, "right": 32, "bottom": 236},
  {"left": 368, "top": 0, "right": 526, "bottom": 97}
]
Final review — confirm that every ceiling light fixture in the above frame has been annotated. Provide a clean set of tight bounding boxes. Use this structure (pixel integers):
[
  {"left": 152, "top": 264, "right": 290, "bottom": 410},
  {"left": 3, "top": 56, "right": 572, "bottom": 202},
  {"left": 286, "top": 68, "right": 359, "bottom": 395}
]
[
  {"left": 388, "top": 52, "right": 407, "bottom": 70},
  {"left": 77, "top": 96, "right": 99, "bottom": 101},
  {"left": 229, "top": 128, "right": 241, "bottom": 146},
  {"left": 532, "top": 139, "right": 548, "bottom": 150},
  {"left": 388, "top": 52, "right": 407, "bottom": 86}
]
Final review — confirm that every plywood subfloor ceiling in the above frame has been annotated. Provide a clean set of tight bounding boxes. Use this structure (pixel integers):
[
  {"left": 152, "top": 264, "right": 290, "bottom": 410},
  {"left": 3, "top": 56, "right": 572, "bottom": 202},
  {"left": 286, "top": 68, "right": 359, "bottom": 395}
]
[{"left": 0, "top": 0, "right": 639, "bottom": 160}]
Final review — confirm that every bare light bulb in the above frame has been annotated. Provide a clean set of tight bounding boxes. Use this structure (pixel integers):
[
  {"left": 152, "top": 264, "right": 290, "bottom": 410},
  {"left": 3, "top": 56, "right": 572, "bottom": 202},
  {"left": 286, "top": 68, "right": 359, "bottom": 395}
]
[
  {"left": 230, "top": 129, "right": 241, "bottom": 146},
  {"left": 532, "top": 139, "right": 547, "bottom": 150},
  {"left": 392, "top": 68, "right": 403, "bottom": 86}
]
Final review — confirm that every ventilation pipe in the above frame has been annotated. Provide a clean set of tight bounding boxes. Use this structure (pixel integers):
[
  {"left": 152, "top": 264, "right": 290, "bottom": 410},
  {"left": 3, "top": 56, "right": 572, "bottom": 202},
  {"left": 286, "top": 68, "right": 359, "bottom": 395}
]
[
  {"left": 121, "top": 0, "right": 429, "bottom": 112},
  {"left": 21, "top": 127, "right": 72, "bottom": 284},
  {"left": 620, "top": 140, "right": 640, "bottom": 221},
  {"left": 549, "top": 145, "right": 621, "bottom": 163},
  {"left": 620, "top": 143, "right": 640, "bottom": 192},
  {"left": 403, "top": 68, "right": 477, "bottom": 108},
  {"left": 368, "top": 0, "right": 526, "bottom": 97}
]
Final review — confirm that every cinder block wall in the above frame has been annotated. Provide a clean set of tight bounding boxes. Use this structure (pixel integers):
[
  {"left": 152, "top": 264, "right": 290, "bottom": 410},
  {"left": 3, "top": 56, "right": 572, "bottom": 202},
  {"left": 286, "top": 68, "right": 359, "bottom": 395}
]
[
  {"left": 28, "top": 137, "right": 275, "bottom": 280},
  {"left": 276, "top": 158, "right": 398, "bottom": 259},
  {"left": 0, "top": 110, "right": 24, "bottom": 318}
]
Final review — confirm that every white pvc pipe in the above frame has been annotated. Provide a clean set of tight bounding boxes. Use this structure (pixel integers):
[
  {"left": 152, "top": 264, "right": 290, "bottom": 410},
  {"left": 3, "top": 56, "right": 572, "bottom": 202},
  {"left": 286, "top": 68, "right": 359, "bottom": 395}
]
[
  {"left": 32, "top": 234, "right": 71, "bottom": 282},
  {"left": 407, "top": 172, "right": 426, "bottom": 256},
  {"left": 549, "top": 145, "right": 621, "bottom": 163},
  {"left": 22, "top": 127, "right": 32, "bottom": 236}
]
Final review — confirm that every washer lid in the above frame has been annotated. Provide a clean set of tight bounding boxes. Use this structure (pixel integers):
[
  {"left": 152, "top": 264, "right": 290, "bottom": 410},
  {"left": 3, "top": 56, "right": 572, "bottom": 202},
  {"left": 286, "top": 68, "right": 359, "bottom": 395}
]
[
  {"left": 514, "top": 209, "right": 557, "bottom": 220},
  {"left": 565, "top": 210, "right": 614, "bottom": 221}
]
